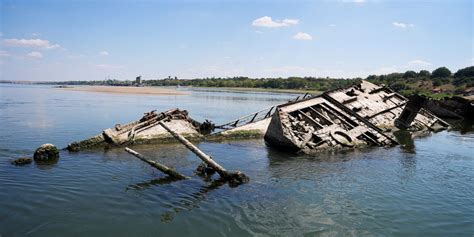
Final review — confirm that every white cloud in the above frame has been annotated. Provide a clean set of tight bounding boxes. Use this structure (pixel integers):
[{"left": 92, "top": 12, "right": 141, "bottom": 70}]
[
  {"left": 27, "top": 51, "right": 43, "bottom": 59},
  {"left": 282, "top": 19, "right": 299, "bottom": 25},
  {"left": 329, "top": 24, "right": 336, "bottom": 27},
  {"left": 408, "top": 59, "right": 431, "bottom": 66},
  {"left": 293, "top": 32, "right": 313, "bottom": 40},
  {"left": 255, "top": 30, "right": 263, "bottom": 34},
  {"left": 31, "top": 32, "right": 40, "bottom": 37},
  {"left": 96, "top": 64, "right": 122, "bottom": 69},
  {"left": 99, "top": 51, "right": 109, "bottom": 56},
  {"left": 0, "top": 50, "right": 11, "bottom": 58},
  {"left": 342, "top": 0, "right": 366, "bottom": 3},
  {"left": 393, "top": 22, "right": 415, "bottom": 28},
  {"left": 3, "top": 38, "right": 60, "bottom": 49},
  {"left": 252, "top": 16, "right": 299, "bottom": 28}
]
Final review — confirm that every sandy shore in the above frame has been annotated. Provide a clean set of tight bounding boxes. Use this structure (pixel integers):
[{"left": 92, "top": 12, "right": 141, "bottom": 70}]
[{"left": 58, "top": 86, "right": 189, "bottom": 96}]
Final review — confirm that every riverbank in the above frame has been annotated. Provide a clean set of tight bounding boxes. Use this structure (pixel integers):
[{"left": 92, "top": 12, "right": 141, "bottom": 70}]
[
  {"left": 58, "top": 85, "right": 189, "bottom": 96},
  {"left": 57, "top": 85, "right": 320, "bottom": 96},
  {"left": 189, "top": 86, "right": 322, "bottom": 94}
]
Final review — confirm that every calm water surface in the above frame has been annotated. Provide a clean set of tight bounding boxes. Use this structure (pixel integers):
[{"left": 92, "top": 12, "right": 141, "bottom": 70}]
[{"left": 0, "top": 84, "right": 473, "bottom": 236}]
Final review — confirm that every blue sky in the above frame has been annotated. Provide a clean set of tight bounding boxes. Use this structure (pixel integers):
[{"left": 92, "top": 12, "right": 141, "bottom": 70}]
[{"left": 0, "top": 0, "right": 472, "bottom": 81}]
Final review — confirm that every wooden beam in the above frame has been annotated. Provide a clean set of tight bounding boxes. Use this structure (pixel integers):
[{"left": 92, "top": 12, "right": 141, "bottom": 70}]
[
  {"left": 297, "top": 110, "right": 324, "bottom": 128},
  {"left": 125, "top": 147, "right": 187, "bottom": 180},
  {"left": 159, "top": 121, "right": 249, "bottom": 185},
  {"left": 308, "top": 106, "right": 333, "bottom": 124}
]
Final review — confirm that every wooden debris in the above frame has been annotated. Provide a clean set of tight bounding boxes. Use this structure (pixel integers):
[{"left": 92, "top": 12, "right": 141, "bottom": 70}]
[
  {"left": 158, "top": 121, "right": 249, "bottom": 185},
  {"left": 124, "top": 147, "right": 187, "bottom": 180}
]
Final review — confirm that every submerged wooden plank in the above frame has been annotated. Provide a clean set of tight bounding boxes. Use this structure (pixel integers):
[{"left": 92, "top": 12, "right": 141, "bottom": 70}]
[
  {"left": 125, "top": 147, "right": 188, "bottom": 180},
  {"left": 159, "top": 121, "right": 249, "bottom": 185}
]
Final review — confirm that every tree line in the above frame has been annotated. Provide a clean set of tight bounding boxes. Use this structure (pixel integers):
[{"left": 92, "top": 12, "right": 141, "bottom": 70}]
[{"left": 41, "top": 66, "right": 474, "bottom": 97}]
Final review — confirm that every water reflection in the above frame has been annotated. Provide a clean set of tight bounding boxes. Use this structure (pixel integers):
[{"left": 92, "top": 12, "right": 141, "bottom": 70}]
[
  {"left": 160, "top": 179, "right": 226, "bottom": 223},
  {"left": 127, "top": 176, "right": 227, "bottom": 223},
  {"left": 35, "top": 159, "right": 59, "bottom": 169},
  {"left": 126, "top": 176, "right": 186, "bottom": 190},
  {"left": 393, "top": 130, "right": 416, "bottom": 153},
  {"left": 446, "top": 119, "right": 474, "bottom": 134},
  {"left": 265, "top": 148, "right": 353, "bottom": 181},
  {"left": 100, "top": 143, "right": 193, "bottom": 165},
  {"left": 398, "top": 154, "right": 417, "bottom": 177}
]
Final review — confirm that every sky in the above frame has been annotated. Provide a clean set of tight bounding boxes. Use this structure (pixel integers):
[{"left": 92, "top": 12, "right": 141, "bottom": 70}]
[{"left": 0, "top": 0, "right": 472, "bottom": 81}]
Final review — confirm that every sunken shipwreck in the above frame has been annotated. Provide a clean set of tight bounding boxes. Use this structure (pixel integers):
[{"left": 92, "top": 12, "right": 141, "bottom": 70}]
[
  {"left": 13, "top": 80, "right": 467, "bottom": 185},
  {"left": 67, "top": 80, "right": 450, "bottom": 154}
]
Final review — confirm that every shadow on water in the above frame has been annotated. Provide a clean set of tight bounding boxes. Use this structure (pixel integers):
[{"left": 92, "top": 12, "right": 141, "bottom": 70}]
[
  {"left": 446, "top": 118, "right": 474, "bottom": 134},
  {"left": 34, "top": 161, "right": 59, "bottom": 170},
  {"left": 127, "top": 176, "right": 227, "bottom": 223},
  {"left": 264, "top": 146, "right": 367, "bottom": 180},
  {"left": 392, "top": 130, "right": 418, "bottom": 179},
  {"left": 97, "top": 143, "right": 194, "bottom": 167},
  {"left": 393, "top": 130, "right": 416, "bottom": 154},
  {"left": 160, "top": 180, "right": 227, "bottom": 223},
  {"left": 266, "top": 144, "right": 381, "bottom": 164},
  {"left": 126, "top": 176, "right": 186, "bottom": 190}
]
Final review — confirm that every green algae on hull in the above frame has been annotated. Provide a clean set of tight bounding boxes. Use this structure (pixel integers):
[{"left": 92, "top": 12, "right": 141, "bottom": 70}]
[{"left": 207, "top": 130, "right": 264, "bottom": 141}]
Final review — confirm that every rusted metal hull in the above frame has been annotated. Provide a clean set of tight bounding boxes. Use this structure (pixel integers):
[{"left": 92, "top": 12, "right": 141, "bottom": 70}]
[
  {"left": 67, "top": 81, "right": 450, "bottom": 154},
  {"left": 264, "top": 81, "right": 449, "bottom": 154},
  {"left": 67, "top": 109, "right": 203, "bottom": 151}
]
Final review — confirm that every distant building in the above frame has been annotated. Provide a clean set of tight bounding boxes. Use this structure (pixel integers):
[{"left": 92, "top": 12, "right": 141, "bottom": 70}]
[{"left": 135, "top": 76, "right": 142, "bottom": 85}]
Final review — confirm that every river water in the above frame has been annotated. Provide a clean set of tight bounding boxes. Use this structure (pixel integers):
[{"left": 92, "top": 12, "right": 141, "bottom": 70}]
[{"left": 0, "top": 84, "right": 473, "bottom": 236}]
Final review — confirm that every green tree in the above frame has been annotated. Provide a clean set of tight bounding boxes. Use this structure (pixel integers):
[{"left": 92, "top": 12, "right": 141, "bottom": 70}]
[
  {"left": 403, "top": 70, "right": 417, "bottom": 78},
  {"left": 432, "top": 78, "right": 443, "bottom": 87},
  {"left": 418, "top": 70, "right": 431, "bottom": 77},
  {"left": 366, "top": 75, "right": 378, "bottom": 81},
  {"left": 454, "top": 66, "right": 474, "bottom": 78},
  {"left": 390, "top": 82, "right": 407, "bottom": 91},
  {"left": 432, "top": 67, "right": 452, "bottom": 78}
]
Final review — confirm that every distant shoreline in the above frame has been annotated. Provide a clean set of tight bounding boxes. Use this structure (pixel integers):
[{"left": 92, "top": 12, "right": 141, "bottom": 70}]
[
  {"left": 57, "top": 85, "right": 189, "bottom": 96},
  {"left": 191, "top": 86, "right": 322, "bottom": 94}
]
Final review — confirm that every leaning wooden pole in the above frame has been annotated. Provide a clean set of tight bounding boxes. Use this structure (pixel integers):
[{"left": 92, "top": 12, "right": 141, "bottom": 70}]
[
  {"left": 158, "top": 121, "right": 249, "bottom": 185},
  {"left": 125, "top": 147, "right": 187, "bottom": 180}
]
